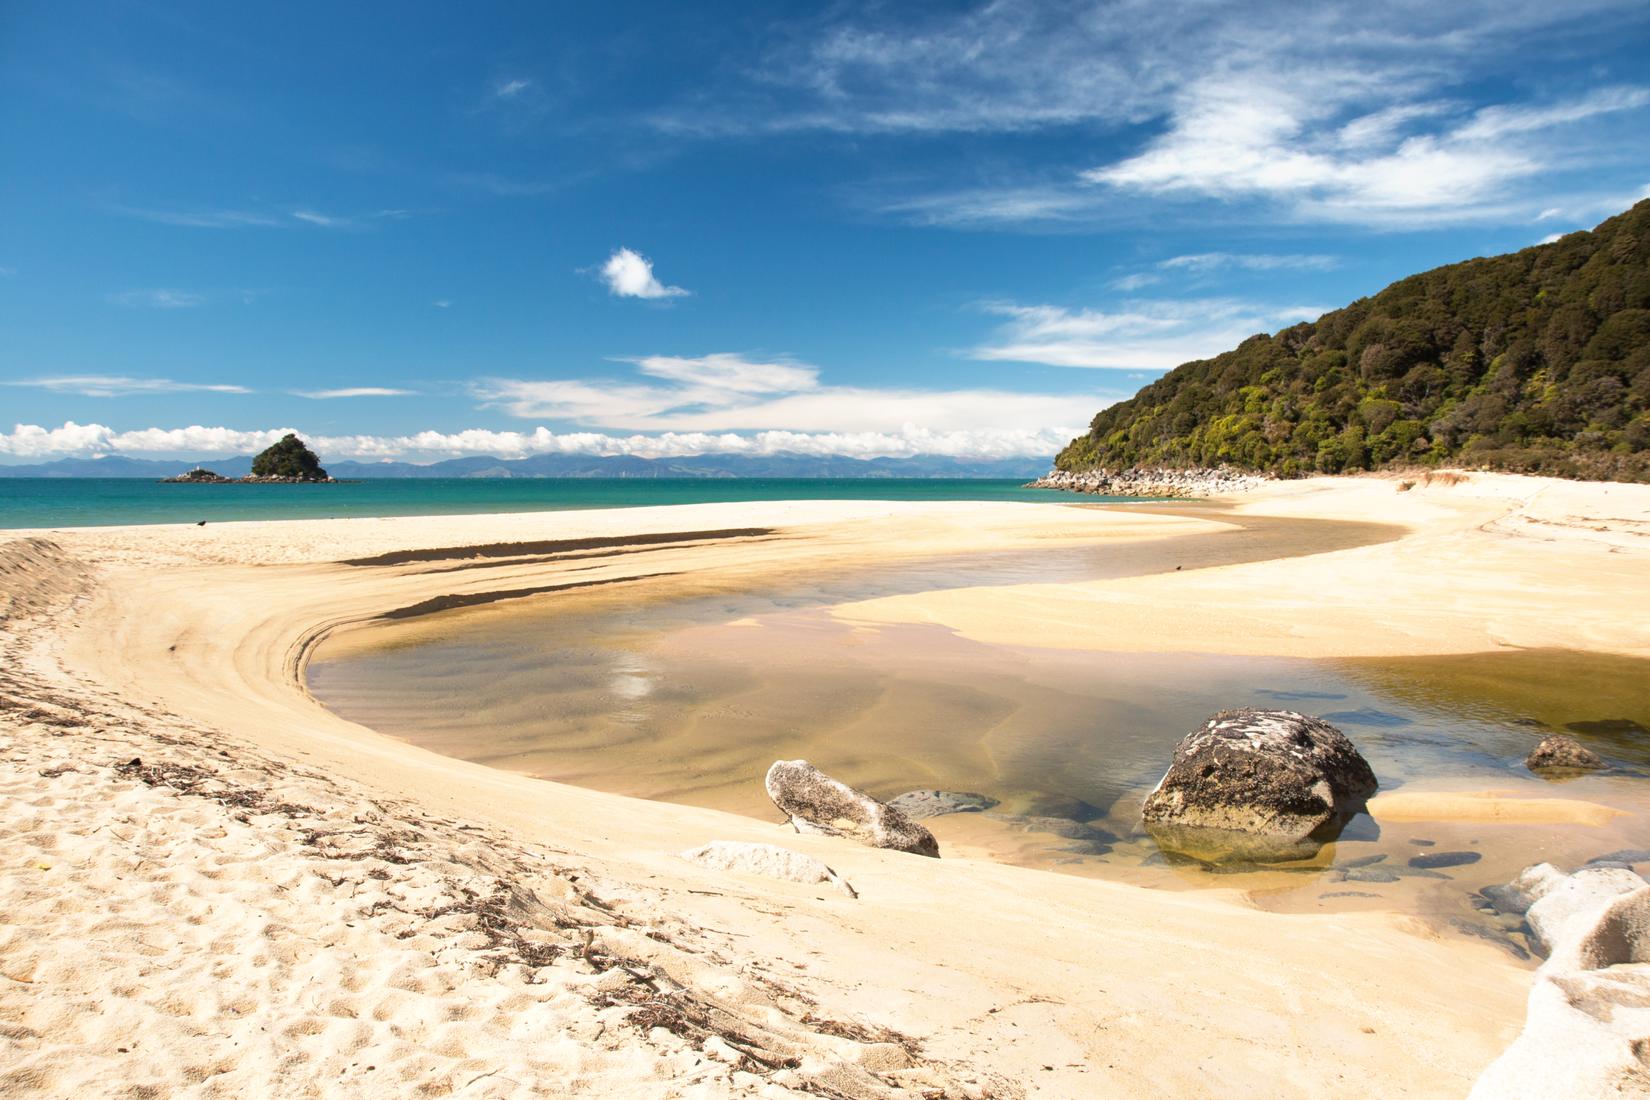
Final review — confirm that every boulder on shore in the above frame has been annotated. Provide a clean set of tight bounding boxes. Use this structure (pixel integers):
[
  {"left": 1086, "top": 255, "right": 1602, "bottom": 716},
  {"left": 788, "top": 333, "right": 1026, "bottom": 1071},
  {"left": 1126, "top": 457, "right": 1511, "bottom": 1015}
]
[
  {"left": 1525, "top": 734, "right": 1605, "bottom": 773},
  {"left": 1470, "top": 863, "right": 1650, "bottom": 1099},
  {"left": 764, "top": 760, "right": 939, "bottom": 857},
  {"left": 1141, "top": 709, "right": 1377, "bottom": 862}
]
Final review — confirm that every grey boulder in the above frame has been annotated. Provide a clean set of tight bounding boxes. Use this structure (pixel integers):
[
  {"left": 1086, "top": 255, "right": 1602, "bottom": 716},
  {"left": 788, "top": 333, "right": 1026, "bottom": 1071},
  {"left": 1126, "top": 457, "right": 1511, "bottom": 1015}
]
[
  {"left": 1141, "top": 709, "right": 1377, "bottom": 862},
  {"left": 764, "top": 760, "right": 939, "bottom": 858}
]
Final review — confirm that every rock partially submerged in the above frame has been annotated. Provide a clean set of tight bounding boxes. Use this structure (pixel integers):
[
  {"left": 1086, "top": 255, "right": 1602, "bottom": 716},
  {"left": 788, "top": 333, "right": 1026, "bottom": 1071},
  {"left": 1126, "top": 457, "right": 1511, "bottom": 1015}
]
[
  {"left": 678, "top": 841, "right": 856, "bottom": 898},
  {"left": 886, "top": 790, "right": 998, "bottom": 819},
  {"left": 764, "top": 760, "right": 939, "bottom": 858},
  {"left": 1525, "top": 734, "right": 1605, "bottom": 774},
  {"left": 1141, "top": 709, "right": 1377, "bottom": 862},
  {"left": 1470, "top": 863, "right": 1650, "bottom": 1098}
]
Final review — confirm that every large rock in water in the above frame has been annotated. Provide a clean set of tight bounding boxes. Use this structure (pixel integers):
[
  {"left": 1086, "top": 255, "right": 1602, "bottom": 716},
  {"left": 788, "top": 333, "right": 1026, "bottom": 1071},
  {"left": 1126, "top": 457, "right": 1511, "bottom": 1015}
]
[
  {"left": 886, "top": 790, "right": 998, "bottom": 819},
  {"left": 1141, "top": 709, "right": 1377, "bottom": 862},
  {"left": 764, "top": 760, "right": 939, "bottom": 857}
]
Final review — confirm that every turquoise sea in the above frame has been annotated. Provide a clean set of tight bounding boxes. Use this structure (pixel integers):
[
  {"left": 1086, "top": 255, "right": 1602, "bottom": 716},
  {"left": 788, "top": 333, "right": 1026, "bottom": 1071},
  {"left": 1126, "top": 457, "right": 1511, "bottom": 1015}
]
[{"left": 0, "top": 477, "right": 1115, "bottom": 529}]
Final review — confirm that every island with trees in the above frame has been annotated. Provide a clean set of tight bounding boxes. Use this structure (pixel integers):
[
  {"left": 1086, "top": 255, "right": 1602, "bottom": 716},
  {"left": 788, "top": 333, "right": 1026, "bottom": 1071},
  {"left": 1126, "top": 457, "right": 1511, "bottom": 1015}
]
[{"left": 160, "top": 434, "right": 340, "bottom": 483}]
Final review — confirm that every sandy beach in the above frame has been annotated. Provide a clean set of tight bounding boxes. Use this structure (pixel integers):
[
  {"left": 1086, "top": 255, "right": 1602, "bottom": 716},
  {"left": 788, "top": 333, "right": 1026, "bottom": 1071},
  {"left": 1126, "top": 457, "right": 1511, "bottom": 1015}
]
[{"left": 5, "top": 470, "right": 1649, "bottom": 1097}]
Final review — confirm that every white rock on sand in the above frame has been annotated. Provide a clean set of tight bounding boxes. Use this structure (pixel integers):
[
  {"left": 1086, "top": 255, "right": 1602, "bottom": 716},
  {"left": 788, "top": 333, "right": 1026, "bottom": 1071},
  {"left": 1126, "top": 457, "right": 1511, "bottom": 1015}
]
[
  {"left": 1470, "top": 865, "right": 1650, "bottom": 1099},
  {"left": 679, "top": 841, "right": 857, "bottom": 898}
]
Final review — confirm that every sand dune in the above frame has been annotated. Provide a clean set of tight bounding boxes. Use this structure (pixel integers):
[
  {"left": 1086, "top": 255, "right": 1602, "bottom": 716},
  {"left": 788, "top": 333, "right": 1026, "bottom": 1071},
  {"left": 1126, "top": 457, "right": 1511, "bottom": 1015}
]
[{"left": 4, "top": 474, "right": 1647, "bottom": 1096}]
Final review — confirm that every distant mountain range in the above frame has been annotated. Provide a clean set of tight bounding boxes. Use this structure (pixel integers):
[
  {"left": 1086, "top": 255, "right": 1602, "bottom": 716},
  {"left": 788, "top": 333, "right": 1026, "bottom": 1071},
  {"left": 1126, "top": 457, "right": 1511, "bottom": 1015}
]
[{"left": 0, "top": 452, "right": 1051, "bottom": 480}]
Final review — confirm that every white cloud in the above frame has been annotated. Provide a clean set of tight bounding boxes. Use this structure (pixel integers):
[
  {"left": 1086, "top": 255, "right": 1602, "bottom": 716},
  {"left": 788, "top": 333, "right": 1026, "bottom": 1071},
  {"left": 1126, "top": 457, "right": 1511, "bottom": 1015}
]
[
  {"left": 494, "top": 78, "right": 532, "bottom": 99},
  {"left": 747, "top": 3, "right": 1650, "bottom": 229},
  {"left": 114, "top": 205, "right": 284, "bottom": 229},
  {"left": 631, "top": 353, "right": 816, "bottom": 394},
  {"left": 1110, "top": 273, "right": 1161, "bottom": 292},
  {"left": 0, "top": 422, "right": 289, "bottom": 459},
  {"left": 599, "top": 248, "right": 689, "bottom": 299},
  {"left": 291, "top": 209, "right": 348, "bottom": 228},
  {"left": 470, "top": 352, "right": 1098, "bottom": 440},
  {"left": 432, "top": 299, "right": 453, "bottom": 309},
  {"left": 1537, "top": 232, "right": 1567, "bottom": 245},
  {"left": 1158, "top": 253, "right": 1338, "bottom": 273},
  {"left": 970, "top": 299, "right": 1325, "bottom": 371},
  {"left": 7, "top": 376, "right": 251, "bottom": 397},
  {"left": 449, "top": 172, "right": 558, "bottom": 197},
  {"left": 114, "top": 204, "right": 406, "bottom": 230},
  {"left": 108, "top": 288, "right": 205, "bottom": 309},
  {"left": 0, "top": 421, "right": 1081, "bottom": 461},
  {"left": 292, "top": 387, "right": 417, "bottom": 399},
  {"left": 1082, "top": 82, "right": 1650, "bottom": 224},
  {"left": 670, "top": 1, "right": 1646, "bottom": 138}
]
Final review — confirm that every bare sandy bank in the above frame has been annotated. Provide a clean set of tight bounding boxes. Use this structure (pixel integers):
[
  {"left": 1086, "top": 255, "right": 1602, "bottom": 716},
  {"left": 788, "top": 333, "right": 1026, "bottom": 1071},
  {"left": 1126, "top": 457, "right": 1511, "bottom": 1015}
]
[
  {"left": 834, "top": 472, "right": 1650, "bottom": 658},
  {"left": 3, "top": 479, "right": 1639, "bottom": 1096}
]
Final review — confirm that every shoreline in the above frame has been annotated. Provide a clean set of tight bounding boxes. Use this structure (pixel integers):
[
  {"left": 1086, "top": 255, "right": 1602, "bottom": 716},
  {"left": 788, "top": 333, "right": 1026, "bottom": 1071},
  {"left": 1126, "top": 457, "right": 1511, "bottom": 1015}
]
[{"left": 5, "top": 475, "right": 1648, "bottom": 1095}]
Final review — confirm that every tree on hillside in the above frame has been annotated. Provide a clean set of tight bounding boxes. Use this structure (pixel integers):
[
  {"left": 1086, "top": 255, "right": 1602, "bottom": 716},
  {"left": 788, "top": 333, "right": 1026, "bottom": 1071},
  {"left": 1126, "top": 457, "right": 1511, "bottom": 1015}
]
[{"left": 250, "top": 434, "right": 329, "bottom": 480}]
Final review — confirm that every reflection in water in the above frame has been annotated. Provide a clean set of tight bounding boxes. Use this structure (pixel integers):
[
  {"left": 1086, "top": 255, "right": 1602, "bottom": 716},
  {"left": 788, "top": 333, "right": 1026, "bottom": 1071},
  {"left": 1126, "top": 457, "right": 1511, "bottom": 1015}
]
[{"left": 309, "top": 557, "right": 1650, "bottom": 960}]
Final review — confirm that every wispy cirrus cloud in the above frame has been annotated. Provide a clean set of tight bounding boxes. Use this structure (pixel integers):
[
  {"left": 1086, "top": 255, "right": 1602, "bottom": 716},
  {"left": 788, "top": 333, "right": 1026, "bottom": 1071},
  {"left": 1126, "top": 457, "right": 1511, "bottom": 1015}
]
[
  {"left": 598, "top": 248, "right": 689, "bottom": 299},
  {"left": 969, "top": 299, "right": 1325, "bottom": 371},
  {"left": 1158, "top": 253, "right": 1338, "bottom": 273},
  {"left": 107, "top": 288, "right": 205, "bottom": 309},
  {"left": 714, "top": 1, "right": 1650, "bottom": 229},
  {"left": 113, "top": 204, "right": 406, "bottom": 230},
  {"left": 6, "top": 375, "right": 252, "bottom": 397},
  {"left": 292, "top": 387, "right": 417, "bottom": 399},
  {"left": 450, "top": 172, "right": 559, "bottom": 197},
  {"left": 113, "top": 205, "right": 285, "bottom": 229},
  {"left": 1086, "top": 83, "right": 1650, "bottom": 225}
]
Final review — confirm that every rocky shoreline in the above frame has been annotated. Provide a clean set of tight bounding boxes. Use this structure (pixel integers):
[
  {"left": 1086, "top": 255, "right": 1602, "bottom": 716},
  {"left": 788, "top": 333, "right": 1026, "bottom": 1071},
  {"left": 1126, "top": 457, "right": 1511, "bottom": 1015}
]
[
  {"left": 159, "top": 467, "right": 343, "bottom": 484},
  {"left": 1027, "top": 466, "right": 1269, "bottom": 497}
]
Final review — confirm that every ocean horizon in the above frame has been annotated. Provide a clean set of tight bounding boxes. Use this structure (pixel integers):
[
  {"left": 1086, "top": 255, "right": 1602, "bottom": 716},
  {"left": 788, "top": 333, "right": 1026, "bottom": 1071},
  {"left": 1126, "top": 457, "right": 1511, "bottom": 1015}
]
[{"left": 0, "top": 476, "right": 1118, "bottom": 530}]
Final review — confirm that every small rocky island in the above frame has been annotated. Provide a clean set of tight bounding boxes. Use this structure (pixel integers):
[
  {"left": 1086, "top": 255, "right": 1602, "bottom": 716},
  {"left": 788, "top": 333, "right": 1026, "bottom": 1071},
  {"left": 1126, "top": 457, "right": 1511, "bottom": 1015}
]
[{"left": 161, "top": 434, "right": 340, "bottom": 484}]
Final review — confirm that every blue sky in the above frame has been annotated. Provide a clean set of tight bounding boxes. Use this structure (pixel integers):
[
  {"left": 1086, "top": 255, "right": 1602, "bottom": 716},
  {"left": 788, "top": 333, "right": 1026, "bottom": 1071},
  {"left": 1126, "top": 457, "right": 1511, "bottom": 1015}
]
[{"left": 3, "top": 0, "right": 1648, "bottom": 464}]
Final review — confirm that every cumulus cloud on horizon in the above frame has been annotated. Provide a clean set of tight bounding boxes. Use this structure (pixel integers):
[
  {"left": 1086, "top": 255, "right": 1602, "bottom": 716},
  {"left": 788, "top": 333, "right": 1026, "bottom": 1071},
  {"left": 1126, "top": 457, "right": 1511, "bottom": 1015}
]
[
  {"left": 599, "top": 248, "right": 689, "bottom": 299},
  {"left": 470, "top": 352, "right": 1100, "bottom": 444},
  {"left": 0, "top": 420, "right": 1083, "bottom": 463}
]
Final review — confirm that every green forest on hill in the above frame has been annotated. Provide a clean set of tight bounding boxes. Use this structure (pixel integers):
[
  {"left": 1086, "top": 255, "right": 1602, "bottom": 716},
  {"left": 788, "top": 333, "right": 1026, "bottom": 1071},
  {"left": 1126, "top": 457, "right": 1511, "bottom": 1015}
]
[{"left": 1056, "top": 200, "right": 1650, "bottom": 482}]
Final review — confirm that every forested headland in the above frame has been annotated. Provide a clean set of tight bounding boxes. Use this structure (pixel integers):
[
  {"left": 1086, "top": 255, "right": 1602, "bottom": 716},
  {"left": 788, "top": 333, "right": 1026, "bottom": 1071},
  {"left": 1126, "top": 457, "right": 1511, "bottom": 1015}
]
[{"left": 1056, "top": 200, "right": 1650, "bottom": 482}]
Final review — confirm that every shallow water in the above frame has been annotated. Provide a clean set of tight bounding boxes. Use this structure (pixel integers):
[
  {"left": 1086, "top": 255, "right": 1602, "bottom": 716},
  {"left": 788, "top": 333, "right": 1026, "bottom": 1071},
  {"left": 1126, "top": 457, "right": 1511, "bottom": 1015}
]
[
  {"left": 309, "top": 547, "right": 1650, "bottom": 957},
  {"left": 0, "top": 476, "right": 1114, "bottom": 529}
]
